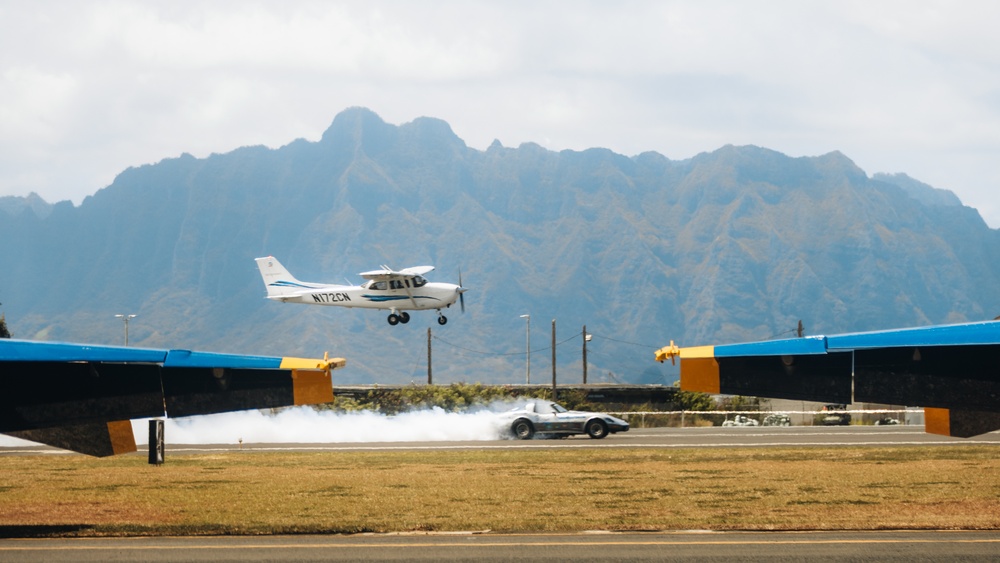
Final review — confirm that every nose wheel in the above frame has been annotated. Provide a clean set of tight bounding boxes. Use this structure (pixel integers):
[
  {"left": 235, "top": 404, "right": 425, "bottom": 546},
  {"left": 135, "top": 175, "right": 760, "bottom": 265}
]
[{"left": 437, "top": 314, "right": 448, "bottom": 325}]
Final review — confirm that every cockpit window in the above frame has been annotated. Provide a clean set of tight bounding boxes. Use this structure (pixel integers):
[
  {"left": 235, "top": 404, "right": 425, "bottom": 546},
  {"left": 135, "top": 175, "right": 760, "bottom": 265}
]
[{"left": 412, "top": 276, "right": 427, "bottom": 288}]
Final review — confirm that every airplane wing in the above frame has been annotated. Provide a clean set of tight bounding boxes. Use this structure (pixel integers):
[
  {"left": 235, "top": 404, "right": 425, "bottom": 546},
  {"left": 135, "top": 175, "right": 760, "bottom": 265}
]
[
  {"left": 655, "top": 321, "right": 1000, "bottom": 438},
  {"left": 0, "top": 339, "right": 346, "bottom": 457},
  {"left": 358, "top": 265, "right": 434, "bottom": 281}
]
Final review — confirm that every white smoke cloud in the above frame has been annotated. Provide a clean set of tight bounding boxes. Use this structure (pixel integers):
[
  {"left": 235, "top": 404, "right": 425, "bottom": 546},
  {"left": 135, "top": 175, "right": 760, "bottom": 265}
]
[
  {"left": 0, "top": 402, "right": 534, "bottom": 449},
  {"left": 132, "top": 405, "right": 514, "bottom": 445}
]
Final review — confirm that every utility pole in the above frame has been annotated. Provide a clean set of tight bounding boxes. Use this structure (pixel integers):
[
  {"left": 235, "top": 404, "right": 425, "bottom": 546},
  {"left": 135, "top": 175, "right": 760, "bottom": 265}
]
[
  {"left": 551, "top": 318, "right": 557, "bottom": 401},
  {"left": 520, "top": 314, "right": 531, "bottom": 384},
  {"left": 427, "top": 327, "right": 432, "bottom": 385},
  {"left": 582, "top": 325, "right": 591, "bottom": 384},
  {"left": 114, "top": 314, "right": 136, "bottom": 346}
]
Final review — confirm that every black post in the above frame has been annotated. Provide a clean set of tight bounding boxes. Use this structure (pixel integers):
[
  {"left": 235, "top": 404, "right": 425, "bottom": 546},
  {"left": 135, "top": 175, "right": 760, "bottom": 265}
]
[
  {"left": 427, "top": 327, "right": 432, "bottom": 385},
  {"left": 148, "top": 419, "right": 164, "bottom": 465}
]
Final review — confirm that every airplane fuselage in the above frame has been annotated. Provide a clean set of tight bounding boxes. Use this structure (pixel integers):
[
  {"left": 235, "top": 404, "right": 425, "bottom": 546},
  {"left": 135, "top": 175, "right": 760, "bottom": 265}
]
[{"left": 271, "top": 281, "right": 462, "bottom": 311}]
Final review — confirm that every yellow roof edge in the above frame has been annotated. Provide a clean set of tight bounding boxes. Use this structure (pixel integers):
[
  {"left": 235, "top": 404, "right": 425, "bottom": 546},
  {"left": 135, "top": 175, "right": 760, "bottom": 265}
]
[
  {"left": 680, "top": 345, "right": 716, "bottom": 359},
  {"left": 280, "top": 356, "right": 347, "bottom": 371}
]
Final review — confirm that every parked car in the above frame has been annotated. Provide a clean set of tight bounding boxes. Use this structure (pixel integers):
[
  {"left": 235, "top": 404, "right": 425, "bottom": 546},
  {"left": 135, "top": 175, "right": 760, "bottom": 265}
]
[
  {"left": 875, "top": 416, "right": 900, "bottom": 425},
  {"left": 819, "top": 404, "right": 852, "bottom": 426},
  {"left": 762, "top": 413, "right": 792, "bottom": 427},
  {"left": 501, "top": 401, "right": 629, "bottom": 440},
  {"left": 721, "top": 415, "right": 759, "bottom": 427}
]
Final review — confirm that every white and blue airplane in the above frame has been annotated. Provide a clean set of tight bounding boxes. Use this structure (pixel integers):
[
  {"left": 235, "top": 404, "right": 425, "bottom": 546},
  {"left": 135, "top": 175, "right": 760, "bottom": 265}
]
[{"left": 255, "top": 256, "right": 466, "bottom": 326}]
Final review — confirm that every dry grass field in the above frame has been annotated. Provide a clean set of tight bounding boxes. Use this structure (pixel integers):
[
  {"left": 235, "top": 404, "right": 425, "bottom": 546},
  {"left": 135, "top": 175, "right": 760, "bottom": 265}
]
[{"left": 1, "top": 446, "right": 998, "bottom": 537}]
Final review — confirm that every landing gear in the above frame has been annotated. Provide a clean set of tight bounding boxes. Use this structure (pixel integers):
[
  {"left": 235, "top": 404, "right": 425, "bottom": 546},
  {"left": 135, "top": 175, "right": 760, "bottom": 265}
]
[
  {"left": 437, "top": 314, "right": 448, "bottom": 326},
  {"left": 387, "top": 311, "right": 411, "bottom": 326}
]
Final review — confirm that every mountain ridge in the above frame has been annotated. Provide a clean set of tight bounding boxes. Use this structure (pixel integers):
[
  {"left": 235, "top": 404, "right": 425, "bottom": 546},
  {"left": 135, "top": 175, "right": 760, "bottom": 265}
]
[{"left": 2, "top": 107, "right": 997, "bottom": 385}]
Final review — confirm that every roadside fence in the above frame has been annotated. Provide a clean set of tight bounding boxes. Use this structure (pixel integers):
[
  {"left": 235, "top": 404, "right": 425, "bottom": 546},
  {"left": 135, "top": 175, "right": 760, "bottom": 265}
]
[{"left": 607, "top": 408, "right": 925, "bottom": 429}]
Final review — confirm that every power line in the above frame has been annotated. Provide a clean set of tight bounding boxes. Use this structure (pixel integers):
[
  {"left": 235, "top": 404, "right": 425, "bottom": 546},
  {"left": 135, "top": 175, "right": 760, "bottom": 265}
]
[
  {"left": 432, "top": 331, "right": 582, "bottom": 357},
  {"left": 587, "top": 332, "right": 661, "bottom": 349}
]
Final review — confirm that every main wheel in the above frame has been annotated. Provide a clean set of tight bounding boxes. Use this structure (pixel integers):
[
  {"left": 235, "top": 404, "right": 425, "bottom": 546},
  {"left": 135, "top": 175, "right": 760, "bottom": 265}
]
[
  {"left": 400, "top": 312, "right": 410, "bottom": 324},
  {"left": 437, "top": 315, "right": 448, "bottom": 325},
  {"left": 585, "top": 419, "right": 608, "bottom": 439},
  {"left": 511, "top": 419, "right": 534, "bottom": 440},
  {"left": 387, "top": 314, "right": 400, "bottom": 326}
]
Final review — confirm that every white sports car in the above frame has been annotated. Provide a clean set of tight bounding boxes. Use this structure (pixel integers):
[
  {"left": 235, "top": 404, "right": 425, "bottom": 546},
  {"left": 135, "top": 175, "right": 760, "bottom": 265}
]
[{"left": 501, "top": 400, "right": 630, "bottom": 440}]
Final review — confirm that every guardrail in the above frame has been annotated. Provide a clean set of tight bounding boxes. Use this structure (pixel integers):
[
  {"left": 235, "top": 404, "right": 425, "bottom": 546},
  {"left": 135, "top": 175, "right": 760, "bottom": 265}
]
[{"left": 606, "top": 409, "right": 925, "bottom": 429}]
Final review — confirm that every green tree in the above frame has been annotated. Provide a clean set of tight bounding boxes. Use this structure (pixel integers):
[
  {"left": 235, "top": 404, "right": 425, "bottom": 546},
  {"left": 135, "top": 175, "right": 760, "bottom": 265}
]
[
  {"left": 672, "top": 389, "right": 715, "bottom": 411},
  {"left": 0, "top": 313, "right": 10, "bottom": 338},
  {"left": 717, "top": 395, "right": 761, "bottom": 411}
]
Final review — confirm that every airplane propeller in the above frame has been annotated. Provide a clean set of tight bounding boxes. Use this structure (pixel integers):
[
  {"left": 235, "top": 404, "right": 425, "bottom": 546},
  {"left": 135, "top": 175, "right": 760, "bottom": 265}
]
[{"left": 458, "top": 271, "right": 467, "bottom": 313}]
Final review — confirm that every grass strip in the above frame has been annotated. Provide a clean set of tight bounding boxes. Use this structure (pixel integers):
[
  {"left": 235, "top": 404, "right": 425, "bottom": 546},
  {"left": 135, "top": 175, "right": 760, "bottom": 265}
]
[{"left": 1, "top": 446, "right": 998, "bottom": 537}]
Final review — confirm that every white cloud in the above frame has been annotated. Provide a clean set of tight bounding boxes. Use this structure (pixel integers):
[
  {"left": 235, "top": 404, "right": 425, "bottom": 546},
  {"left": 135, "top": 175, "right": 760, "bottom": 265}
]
[{"left": 0, "top": 1, "right": 997, "bottom": 226}]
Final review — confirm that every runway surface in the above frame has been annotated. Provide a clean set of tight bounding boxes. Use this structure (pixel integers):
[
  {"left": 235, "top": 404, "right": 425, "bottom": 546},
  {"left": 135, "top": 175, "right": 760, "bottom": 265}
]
[
  {"left": 1, "top": 531, "right": 999, "bottom": 562},
  {"left": 3, "top": 424, "right": 999, "bottom": 456}
]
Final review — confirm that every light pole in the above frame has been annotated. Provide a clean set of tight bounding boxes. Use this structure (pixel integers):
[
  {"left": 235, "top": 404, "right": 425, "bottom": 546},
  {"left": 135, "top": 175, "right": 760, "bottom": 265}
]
[
  {"left": 582, "top": 325, "right": 592, "bottom": 384},
  {"left": 520, "top": 314, "right": 531, "bottom": 384},
  {"left": 115, "top": 314, "right": 136, "bottom": 346}
]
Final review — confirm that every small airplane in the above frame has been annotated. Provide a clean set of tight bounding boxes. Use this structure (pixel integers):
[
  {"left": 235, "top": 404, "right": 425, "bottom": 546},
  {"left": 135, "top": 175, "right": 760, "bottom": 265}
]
[{"left": 255, "top": 256, "right": 467, "bottom": 326}]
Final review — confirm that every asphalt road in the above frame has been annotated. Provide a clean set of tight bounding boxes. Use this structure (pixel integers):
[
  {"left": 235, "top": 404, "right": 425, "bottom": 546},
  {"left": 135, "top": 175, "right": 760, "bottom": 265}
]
[
  {"left": 3, "top": 424, "right": 999, "bottom": 456},
  {"left": 0, "top": 426, "right": 1000, "bottom": 456},
  {"left": 147, "top": 424, "right": 1000, "bottom": 454},
  {"left": 1, "top": 531, "right": 998, "bottom": 562}
]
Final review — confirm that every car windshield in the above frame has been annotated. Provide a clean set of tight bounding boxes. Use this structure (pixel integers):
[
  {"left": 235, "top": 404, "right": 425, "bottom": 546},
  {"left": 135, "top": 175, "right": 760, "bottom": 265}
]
[{"left": 515, "top": 402, "right": 569, "bottom": 414}]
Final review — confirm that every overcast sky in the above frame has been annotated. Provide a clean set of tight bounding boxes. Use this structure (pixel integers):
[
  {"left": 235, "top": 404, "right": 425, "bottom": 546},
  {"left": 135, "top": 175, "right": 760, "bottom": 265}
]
[{"left": 2, "top": 1, "right": 998, "bottom": 226}]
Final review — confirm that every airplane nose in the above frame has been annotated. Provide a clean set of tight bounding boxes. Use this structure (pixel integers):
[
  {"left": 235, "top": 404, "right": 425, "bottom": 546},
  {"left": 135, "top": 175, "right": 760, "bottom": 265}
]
[{"left": 457, "top": 272, "right": 466, "bottom": 313}]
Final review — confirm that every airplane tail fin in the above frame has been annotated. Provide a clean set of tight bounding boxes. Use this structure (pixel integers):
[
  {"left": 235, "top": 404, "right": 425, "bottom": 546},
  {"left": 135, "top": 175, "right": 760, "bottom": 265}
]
[{"left": 255, "top": 256, "right": 310, "bottom": 298}]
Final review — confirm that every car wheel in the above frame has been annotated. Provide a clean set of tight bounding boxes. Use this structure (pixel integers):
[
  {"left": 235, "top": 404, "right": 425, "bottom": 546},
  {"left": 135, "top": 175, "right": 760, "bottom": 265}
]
[
  {"left": 511, "top": 419, "right": 534, "bottom": 440},
  {"left": 585, "top": 419, "right": 608, "bottom": 439}
]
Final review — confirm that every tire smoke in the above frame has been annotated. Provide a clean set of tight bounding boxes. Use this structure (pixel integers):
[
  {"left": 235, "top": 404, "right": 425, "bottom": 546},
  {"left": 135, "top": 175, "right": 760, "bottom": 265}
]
[{"left": 132, "top": 404, "right": 519, "bottom": 445}]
